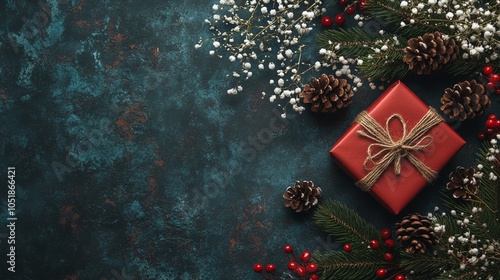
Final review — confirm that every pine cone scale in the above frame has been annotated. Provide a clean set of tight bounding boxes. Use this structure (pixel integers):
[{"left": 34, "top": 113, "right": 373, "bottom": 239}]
[
  {"left": 300, "top": 74, "right": 353, "bottom": 113},
  {"left": 404, "top": 32, "right": 459, "bottom": 75},
  {"left": 395, "top": 213, "right": 438, "bottom": 254},
  {"left": 283, "top": 181, "right": 322, "bottom": 212},
  {"left": 440, "top": 80, "right": 490, "bottom": 121}
]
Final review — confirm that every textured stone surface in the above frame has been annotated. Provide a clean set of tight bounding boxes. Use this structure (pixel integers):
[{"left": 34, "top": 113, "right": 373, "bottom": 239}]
[{"left": 0, "top": 1, "right": 498, "bottom": 279}]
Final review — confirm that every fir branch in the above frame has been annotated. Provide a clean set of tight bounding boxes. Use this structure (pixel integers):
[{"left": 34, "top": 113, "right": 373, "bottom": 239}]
[
  {"left": 314, "top": 251, "right": 385, "bottom": 280},
  {"left": 446, "top": 58, "right": 484, "bottom": 78},
  {"left": 365, "top": 0, "right": 453, "bottom": 38},
  {"left": 313, "top": 200, "right": 378, "bottom": 246},
  {"left": 358, "top": 49, "right": 408, "bottom": 81},
  {"left": 399, "top": 252, "right": 456, "bottom": 278},
  {"left": 434, "top": 269, "right": 487, "bottom": 280},
  {"left": 316, "top": 28, "right": 404, "bottom": 58}
]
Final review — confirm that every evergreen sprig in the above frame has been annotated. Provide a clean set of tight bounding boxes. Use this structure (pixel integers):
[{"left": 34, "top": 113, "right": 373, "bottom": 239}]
[
  {"left": 312, "top": 137, "right": 500, "bottom": 279},
  {"left": 314, "top": 250, "right": 387, "bottom": 280},
  {"left": 313, "top": 200, "right": 379, "bottom": 246},
  {"left": 317, "top": 28, "right": 408, "bottom": 80}
]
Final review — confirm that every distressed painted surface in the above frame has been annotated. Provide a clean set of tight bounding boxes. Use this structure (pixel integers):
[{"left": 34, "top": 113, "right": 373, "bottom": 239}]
[{"left": 0, "top": 0, "right": 498, "bottom": 279}]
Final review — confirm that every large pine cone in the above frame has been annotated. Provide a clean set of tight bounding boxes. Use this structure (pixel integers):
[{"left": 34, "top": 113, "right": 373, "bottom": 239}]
[
  {"left": 446, "top": 166, "right": 480, "bottom": 199},
  {"left": 395, "top": 214, "right": 438, "bottom": 254},
  {"left": 440, "top": 80, "right": 490, "bottom": 121},
  {"left": 299, "top": 74, "right": 354, "bottom": 113},
  {"left": 283, "top": 181, "right": 321, "bottom": 212},
  {"left": 403, "top": 32, "right": 459, "bottom": 75}
]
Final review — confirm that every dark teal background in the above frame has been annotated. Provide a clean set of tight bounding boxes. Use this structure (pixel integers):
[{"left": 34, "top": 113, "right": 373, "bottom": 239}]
[{"left": 0, "top": 0, "right": 498, "bottom": 279}]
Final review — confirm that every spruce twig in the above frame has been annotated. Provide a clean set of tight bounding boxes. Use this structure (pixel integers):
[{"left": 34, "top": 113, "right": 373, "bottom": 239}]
[{"left": 313, "top": 200, "right": 378, "bottom": 246}]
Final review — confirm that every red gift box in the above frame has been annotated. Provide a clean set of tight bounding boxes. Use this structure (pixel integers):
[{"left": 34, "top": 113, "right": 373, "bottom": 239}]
[{"left": 330, "top": 81, "right": 465, "bottom": 214}]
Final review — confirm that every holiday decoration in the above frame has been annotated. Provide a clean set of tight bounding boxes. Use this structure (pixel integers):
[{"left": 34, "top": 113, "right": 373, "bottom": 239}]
[
  {"left": 313, "top": 136, "right": 500, "bottom": 279},
  {"left": 446, "top": 166, "right": 480, "bottom": 199},
  {"left": 479, "top": 114, "right": 500, "bottom": 140},
  {"left": 299, "top": 74, "right": 354, "bottom": 113},
  {"left": 330, "top": 81, "right": 465, "bottom": 214},
  {"left": 203, "top": 0, "right": 500, "bottom": 117},
  {"left": 343, "top": 244, "right": 352, "bottom": 253},
  {"left": 254, "top": 245, "right": 319, "bottom": 279},
  {"left": 317, "top": 0, "right": 500, "bottom": 81},
  {"left": 403, "top": 32, "right": 459, "bottom": 75},
  {"left": 283, "top": 181, "right": 322, "bottom": 212},
  {"left": 321, "top": 16, "right": 333, "bottom": 28},
  {"left": 440, "top": 80, "right": 490, "bottom": 121},
  {"left": 395, "top": 213, "right": 438, "bottom": 254}
]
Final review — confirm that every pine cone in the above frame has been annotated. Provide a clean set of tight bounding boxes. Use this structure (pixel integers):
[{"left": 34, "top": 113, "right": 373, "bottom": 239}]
[
  {"left": 395, "top": 214, "right": 438, "bottom": 254},
  {"left": 446, "top": 166, "right": 480, "bottom": 199},
  {"left": 299, "top": 74, "right": 354, "bottom": 113},
  {"left": 283, "top": 181, "right": 322, "bottom": 212},
  {"left": 403, "top": 32, "right": 459, "bottom": 75},
  {"left": 440, "top": 80, "right": 490, "bottom": 121}
]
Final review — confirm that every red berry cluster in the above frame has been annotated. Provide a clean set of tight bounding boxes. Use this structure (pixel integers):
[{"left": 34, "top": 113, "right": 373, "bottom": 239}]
[
  {"left": 478, "top": 114, "right": 500, "bottom": 141},
  {"left": 321, "top": 0, "right": 367, "bottom": 28},
  {"left": 343, "top": 228, "right": 406, "bottom": 280},
  {"left": 253, "top": 245, "right": 319, "bottom": 280},
  {"left": 483, "top": 66, "right": 500, "bottom": 96}
]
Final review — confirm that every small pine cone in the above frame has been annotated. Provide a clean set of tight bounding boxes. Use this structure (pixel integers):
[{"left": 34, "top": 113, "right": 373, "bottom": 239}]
[
  {"left": 446, "top": 166, "right": 480, "bottom": 199},
  {"left": 403, "top": 31, "right": 459, "bottom": 75},
  {"left": 440, "top": 80, "right": 490, "bottom": 121},
  {"left": 283, "top": 181, "right": 322, "bottom": 212},
  {"left": 299, "top": 74, "right": 354, "bottom": 113},
  {"left": 395, "top": 214, "right": 438, "bottom": 254}
]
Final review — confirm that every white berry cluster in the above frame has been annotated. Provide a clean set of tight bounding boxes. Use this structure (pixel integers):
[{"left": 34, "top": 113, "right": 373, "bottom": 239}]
[
  {"left": 398, "top": 0, "right": 500, "bottom": 62},
  {"left": 197, "top": 0, "right": 325, "bottom": 117},
  {"left": 426, "top": 208, "right": 499, "bottom": 279},
  {"left": 320, "top": 31, "right": 402, "bottom": 90},
  {"left": 485, "top": 135, "right": 500, "bottom": 180}
]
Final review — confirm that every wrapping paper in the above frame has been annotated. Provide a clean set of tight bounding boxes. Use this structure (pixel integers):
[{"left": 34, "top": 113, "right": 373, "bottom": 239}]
[{"left": 330, "top": 81, "right": 465, "bottom": 214}]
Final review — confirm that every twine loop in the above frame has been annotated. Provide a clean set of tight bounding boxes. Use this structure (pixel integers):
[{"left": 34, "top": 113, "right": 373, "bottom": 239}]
[{"left": 354, "top": 107, "right": 443, "bottom": 192}]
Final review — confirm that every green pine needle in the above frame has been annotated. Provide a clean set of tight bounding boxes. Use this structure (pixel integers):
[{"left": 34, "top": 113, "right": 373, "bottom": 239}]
[
  {"left": 313, "top": 199, "right": 378, "bottom": 246},
  {"left": 314, "top": 251, "right": 385, "bottom": 280}
]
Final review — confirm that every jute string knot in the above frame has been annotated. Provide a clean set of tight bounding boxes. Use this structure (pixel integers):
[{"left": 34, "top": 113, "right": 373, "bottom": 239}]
[{"left": 354, "top": 107, "right": 443, "bottom": 192}]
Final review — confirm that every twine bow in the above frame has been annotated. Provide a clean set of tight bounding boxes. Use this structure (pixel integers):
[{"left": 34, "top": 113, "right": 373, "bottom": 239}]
[{"left": 354, "top": 107, "right": 443, "bottom": 192}]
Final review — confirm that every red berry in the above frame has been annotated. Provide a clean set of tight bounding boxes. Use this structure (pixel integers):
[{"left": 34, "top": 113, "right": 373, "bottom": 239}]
[
  {"left": 309, "top": 275, "right": 319, "bottom": 280},
  {"left": 376, "top": 268, "right": 387, "bottom": 278},
  {"left": 294, "top": 266, "right": 307, "bottom": 277},
  {"left": 306, "top": 262, "right": 318, "bottom": 273},
  {"left": 343, "top": 243, "right": 352, "bottom": 252},
  {"left": 346, "top": 6, "right": 356, "bottom": 15},
  {"left": 487, "top": 82, "right": 496, "bottom": 89},
  {"left": 335, "top": 14, "right": 346, "bottom": 26},
  {"left": 489, "top": 114, "right": 498, "bottom": 120},
  {"left": 300, "top": 250, "right": 312, "bottom": 262},
  {"left": 395, "top": 275, "right": 406, "bottom": 280},
  {"left": 321, "top": 16, "right": 333, "bottom": 28},
  {"left": 369, "top": 240, "right": 380, "bottom": 249},
  {"left": 486, "top": 119, "right": 497, "bottom": 128},
  {"left": 484, "top": 65, "right": 494, "bottom": 75},
  {"left": 496, "top": 89, "right": 500, "bottom": 96},
  {"left": 253, "top": 263, "right": 264, "bottom": 273},
  {"left": 383, "top": 252, "right": 394, "bottom": 262},
  {"left": 359, "top": 0, "right": 367, "bottom": 9},
  {"left": 265, "top": 264, "right": 276, "bottom": 273},
  {"left": 288, "top": 261, "right": 298, "bottom": 271},
  {"left": 478, "top": 132, "right": 486, "bottom": 140},
  {"left": 487, "top": 128, "right": 494, "bottom": 134},
  {"left": 491, "top": 73, "right": 500, "bottom": 83},
  {"left": 338, "top": 0, "right": 349, "bottom": 6},
  {"left": 380, "top": 228, "right": 391, "bottom": 240},
  {"left": 384, "top": 239, "right": 395, "bottom": 248},
  {"left": 497, "top": 120, "right": 500, "bottom": 128},
  {"left": 284, "top": 245, "right": 293, "bottom": 253}
]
